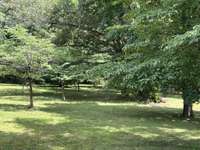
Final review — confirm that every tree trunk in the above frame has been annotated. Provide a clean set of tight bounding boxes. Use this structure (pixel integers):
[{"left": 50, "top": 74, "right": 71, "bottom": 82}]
[
  {"left": 77, "top": 82, "right": 80, "bottom": 92},
  {"left": 61, "top": 81, "right": 66, "bottom": 101},
  {"left": 182, "top": 100, "right": 193, "bottom": 118},
  {"left": 22, "top": 83, "right": 25, "bottom": 94},
  {"left": 22, "top": 80, "right": 26, "bottom": 94},
  {"left": 182, "top": 88, "right": 194, "bottom": 118},
  {"left": 28, "top": 79, "right": 34, "bottom": 109}
]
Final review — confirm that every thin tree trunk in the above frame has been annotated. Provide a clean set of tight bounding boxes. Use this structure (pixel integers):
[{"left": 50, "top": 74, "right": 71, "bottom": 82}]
[
  {"left": 61, "top": 81, "right": 66, "bottom": 101},
  {"left": 22, "top": 83, "right": 25, "bottom": 94},
  {"left": 28, "top": 79, "right": 34, "bottom": 109},
  {"left": 77, "top": 82, "right": 80, "bottom": 92},
  {"left": 22, "top": 80, "right": 27, "bottom": 95}
]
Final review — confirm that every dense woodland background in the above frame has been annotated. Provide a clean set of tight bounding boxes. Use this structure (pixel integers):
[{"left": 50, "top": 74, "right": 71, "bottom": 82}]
[{"left": 0, "top": 0, "right": 200, "bottom": 118}]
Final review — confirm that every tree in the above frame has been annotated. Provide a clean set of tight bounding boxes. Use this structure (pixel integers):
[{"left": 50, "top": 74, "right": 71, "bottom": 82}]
[
  {"left": 163, "top": 25, "right": 200, "bottom": 118},
  {"left": 50, "top": 0, "right": 136, "bottom": 99},
  {"left": 0, "top": 0, "right": 57, "bottom": 28},
  {"left": 49, "top": 46, "right": 107, "bottom": 100},
  {"left": 50, "top": 0, "right": 131, "bottom": 54},
  {"left": 89, "top": 57, "right": 161, "bottom": 102},
  {"left": 49, "top": 46, "right": 85, "bottom": 100},
  {"left": 0, "top": 25, "right": 54, "bottom": 108},
  {"left": 122, "top": 0, "right": 200, "bottom": 117}
]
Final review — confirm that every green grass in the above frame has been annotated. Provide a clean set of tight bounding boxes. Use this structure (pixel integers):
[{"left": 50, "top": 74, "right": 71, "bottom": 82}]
[{"left": 0, "top": 84, "right": 199, "bottom": 150}]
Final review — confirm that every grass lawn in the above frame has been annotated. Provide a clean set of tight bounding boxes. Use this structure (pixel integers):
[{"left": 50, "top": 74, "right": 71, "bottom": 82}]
[{"left": 0, "top": 84, "right": 199, "bottom": 150}]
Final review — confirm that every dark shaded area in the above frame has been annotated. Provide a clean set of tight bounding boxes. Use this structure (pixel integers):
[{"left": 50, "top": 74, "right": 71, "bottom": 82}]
[
  {"left": 0, "top": 104, "right": 27, "bottom": 111},
  {"left": 40, "top": 102, "right": 200, "bottom": 123},
  {"left": 0, "top": 85, "right": 132, "bottom": 102}
]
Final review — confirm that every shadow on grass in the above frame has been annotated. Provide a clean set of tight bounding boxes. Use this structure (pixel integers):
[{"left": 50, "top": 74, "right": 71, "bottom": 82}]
[
  {"left": 0, "top": 86, "right": 133, "bottom": 103},
  {"left": 0, "top": 131, "right": 49, "bottom": 150},
  {"left": 0, "top": 104, "right": 28, "bottom": 111},
  {"left": 41, "top": 102, "right": 200, "bottom": 123},
  {"left": 0, "top": 85, "right": 199, "bottom": 148},
  {"left": 0, "top": 85, "right": 200, "bottom": 149},
  {"left": 0, "top": 101, "right": 199, "bottom": 149}
]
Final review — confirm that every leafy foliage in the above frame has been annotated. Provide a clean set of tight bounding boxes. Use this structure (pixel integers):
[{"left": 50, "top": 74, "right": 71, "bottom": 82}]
[{"left": 1, "top": 25, "right": 54, "bottom": 80}]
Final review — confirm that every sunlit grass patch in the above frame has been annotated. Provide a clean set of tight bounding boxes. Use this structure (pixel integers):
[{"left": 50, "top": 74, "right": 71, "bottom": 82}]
[{"left": 0, "top": 84, "right": 199, "bottom": 150}]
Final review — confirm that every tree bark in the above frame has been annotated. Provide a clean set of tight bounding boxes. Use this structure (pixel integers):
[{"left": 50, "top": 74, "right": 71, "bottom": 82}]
[
  {"left": 182, "top": 88, "right": 194, "bottom": 118},
  {"left": 182, "top": 102, "right": 193, "bottom": 118},
  {"left": 61, "top": 81, "right": 66, "bottom": 101},
  {"left": 28, "top": 79, "right": 34, "bottom": 109},
  {"left": 22, "top": 83, "right": 25, "bottom": 94},
  {"left": 22, "top": 80, "right": 27, "bottom": 95},
  {"left": 77, "top": 82, "right": 80, "bottom": 92}
]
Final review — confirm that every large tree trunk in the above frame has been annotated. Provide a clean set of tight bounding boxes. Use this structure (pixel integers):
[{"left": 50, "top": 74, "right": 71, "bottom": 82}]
[
  {"left": 182, "top": 88, "right": 194, "bottom": 118},
  {"left": 183, "top": 101, "right": 193, "bottom": 118},
  {"left": 28, "top": 79, "right": 34, "bottom": 109}
]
